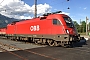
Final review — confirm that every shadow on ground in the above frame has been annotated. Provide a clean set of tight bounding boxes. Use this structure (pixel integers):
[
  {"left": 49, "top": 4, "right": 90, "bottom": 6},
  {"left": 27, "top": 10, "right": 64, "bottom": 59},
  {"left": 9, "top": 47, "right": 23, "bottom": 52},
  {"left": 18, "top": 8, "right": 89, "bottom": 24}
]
[{"left": 71, "top": 39, "right": 87, "bottom": 47}]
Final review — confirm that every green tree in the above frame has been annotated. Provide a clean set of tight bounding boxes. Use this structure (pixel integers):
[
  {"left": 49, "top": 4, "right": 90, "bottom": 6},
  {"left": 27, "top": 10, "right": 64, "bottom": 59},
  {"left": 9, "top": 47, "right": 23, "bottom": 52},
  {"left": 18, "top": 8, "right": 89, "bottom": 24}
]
[
  {"left": 73, "top": 21, "right": 80, "bottom": 32},
  {"left": 81, "top": 21, "right": 86, "bottom": 33},
  {"left": 73, "top": 21, "right": 86, "bottom": 33}
]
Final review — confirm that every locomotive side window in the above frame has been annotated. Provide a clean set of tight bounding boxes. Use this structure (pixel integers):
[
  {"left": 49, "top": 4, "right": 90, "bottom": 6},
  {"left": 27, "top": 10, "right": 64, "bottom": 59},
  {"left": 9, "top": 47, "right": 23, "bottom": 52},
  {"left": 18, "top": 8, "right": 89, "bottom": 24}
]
[{"left": 53, "top": 19, "right": 61, "bottom": 25}]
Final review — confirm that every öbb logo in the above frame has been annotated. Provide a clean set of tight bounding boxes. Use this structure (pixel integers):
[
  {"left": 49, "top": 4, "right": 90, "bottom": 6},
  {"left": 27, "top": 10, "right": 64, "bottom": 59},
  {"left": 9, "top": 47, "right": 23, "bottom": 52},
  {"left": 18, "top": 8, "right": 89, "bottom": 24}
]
[{"left": 30, "top": 25, "right": 40, "bottom": 31}]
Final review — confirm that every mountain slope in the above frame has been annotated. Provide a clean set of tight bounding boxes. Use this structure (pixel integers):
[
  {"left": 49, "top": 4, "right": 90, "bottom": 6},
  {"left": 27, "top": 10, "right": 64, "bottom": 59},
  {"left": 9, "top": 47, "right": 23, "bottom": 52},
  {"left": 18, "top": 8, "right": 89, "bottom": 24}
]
[{"left": 0, "top": 14, "right": 19, "bottom": 28}]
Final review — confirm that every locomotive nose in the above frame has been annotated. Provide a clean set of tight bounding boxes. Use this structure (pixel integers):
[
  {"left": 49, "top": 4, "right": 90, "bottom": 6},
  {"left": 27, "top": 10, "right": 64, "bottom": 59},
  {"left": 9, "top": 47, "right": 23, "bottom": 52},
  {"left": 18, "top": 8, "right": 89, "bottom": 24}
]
[{"left": 66, "top": 28, "right": 77, "bottom": 35}]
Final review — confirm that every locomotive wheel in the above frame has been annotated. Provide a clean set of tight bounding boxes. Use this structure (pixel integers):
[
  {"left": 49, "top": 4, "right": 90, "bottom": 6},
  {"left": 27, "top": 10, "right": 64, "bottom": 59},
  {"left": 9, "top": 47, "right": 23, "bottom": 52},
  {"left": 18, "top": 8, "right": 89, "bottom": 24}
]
[
  {"left": 54, "top": 41, "right": 60, "bottom": 46},
  {"left": 35, "top": 41, "right": 38, "bottom": 44},
  {"left": 41, "top": 39, "right": 46, "bottom": 44},
  {"left": 48, "top": 40, "right": 54, "bottom": 46}
]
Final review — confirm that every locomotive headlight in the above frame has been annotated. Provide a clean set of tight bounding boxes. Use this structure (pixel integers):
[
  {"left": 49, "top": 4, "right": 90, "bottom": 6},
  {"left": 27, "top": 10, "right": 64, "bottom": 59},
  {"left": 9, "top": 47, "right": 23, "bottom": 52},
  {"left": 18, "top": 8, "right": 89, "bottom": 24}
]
[{"left": 66, "top": 29, "right": 69, "bottom": 34}]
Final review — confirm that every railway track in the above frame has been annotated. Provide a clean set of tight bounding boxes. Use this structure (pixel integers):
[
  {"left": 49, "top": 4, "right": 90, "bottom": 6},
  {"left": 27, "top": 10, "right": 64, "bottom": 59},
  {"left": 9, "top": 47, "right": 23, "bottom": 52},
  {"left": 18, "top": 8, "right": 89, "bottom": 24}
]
[
  {"left": 0, "top": 42, "right": 20, "bottom": 52},
  {"left": 0, "top": 40, "right": 59, "bottom": 60},
  {"left": 0, "top": 37, "right": 89, "bottom": 60},
  {"left": 67, "top": 46, "right": 90, "bottom": 53},
  {"left": 0, "top": 36, "right": 47, "bottom": 46},
  {"left": 0, "top": 42, "right": 29, "bottom": 60},
  {"left": 65, "top": 40, "right": 90, "bottom": 54}
]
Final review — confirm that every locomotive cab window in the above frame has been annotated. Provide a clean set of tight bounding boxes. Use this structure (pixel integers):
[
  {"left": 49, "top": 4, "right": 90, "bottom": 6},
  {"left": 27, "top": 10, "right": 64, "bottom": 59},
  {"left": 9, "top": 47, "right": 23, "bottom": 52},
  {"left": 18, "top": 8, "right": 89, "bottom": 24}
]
[
  {"left": 63, "top": 17, "right": 74, "bottom": 28},
  {"left": 53, "top": 19, "right": 61, "bottom": 25}
]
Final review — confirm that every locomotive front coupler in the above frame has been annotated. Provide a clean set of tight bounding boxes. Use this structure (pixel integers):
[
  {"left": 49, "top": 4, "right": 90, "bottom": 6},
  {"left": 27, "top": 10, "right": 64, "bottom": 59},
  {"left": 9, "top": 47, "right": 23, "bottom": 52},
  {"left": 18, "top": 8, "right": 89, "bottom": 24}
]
[
  {"left": 69, "top": 34, "right": 87, "bottom": 46},
  {"left": 69, "top": 34, "right": 85, "bottom": 43}
]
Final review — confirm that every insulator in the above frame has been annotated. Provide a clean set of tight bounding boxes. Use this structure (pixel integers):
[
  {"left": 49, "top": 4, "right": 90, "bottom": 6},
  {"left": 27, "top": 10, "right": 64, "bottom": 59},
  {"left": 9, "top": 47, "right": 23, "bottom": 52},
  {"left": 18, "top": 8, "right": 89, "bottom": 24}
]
[
  {"left": 67, "top": 7, "right": 70, "bottom": 9},
  {"left": 67, "top": 0, "right": 69, "bottom": 1}
]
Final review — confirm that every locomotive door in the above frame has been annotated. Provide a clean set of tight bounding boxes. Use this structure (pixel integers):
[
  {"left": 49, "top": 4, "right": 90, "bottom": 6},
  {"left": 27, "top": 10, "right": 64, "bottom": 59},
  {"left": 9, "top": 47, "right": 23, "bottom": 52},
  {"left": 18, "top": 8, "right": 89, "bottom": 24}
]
[
  {"left": 14, "top": 24, "right": 17, "bottom": 34},
  {"left": 52, "top": 19, "right": 63, "bottom": 34}
]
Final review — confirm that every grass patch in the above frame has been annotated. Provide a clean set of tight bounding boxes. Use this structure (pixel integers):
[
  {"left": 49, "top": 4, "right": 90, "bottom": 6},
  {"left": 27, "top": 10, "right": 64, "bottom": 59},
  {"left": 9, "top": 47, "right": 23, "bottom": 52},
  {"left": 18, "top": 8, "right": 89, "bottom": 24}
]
[{"left": 78, "top": 32, "right": 86, "bottom": 35}]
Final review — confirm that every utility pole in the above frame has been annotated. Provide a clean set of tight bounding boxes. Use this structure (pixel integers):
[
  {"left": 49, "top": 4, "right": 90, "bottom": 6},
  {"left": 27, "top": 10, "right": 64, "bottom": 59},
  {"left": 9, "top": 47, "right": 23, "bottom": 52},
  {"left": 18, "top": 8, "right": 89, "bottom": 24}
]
[
  {"left": 88, "top": 19, "right": 89, "bottom": 31},
  {"left": 80, "top": 19, "right": 82, "bottom": 33},
  {"left": 86, "top": 16, "right": 89, "bottom": 35},
  {"left": 34, "top": 0, "right": 37, "bottom": 18}
]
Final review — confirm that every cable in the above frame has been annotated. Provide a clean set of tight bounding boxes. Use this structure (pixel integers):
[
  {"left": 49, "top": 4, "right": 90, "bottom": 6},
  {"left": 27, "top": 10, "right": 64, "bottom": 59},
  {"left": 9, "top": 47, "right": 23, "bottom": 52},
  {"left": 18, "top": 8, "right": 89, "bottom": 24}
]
[{"left": 0, "top": 0, "right": 4, "bottom": 5}]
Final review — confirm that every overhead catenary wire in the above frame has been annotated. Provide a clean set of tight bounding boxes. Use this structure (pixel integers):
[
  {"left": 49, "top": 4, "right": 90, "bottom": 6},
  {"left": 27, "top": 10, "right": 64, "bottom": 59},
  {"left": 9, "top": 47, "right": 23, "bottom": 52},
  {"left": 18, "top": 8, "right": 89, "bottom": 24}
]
[
  {"left": 0, "top": 0, "right": 6, "bottom": 12},
  {"left": 0, "top": 0, "right": 4, "bottom": 5}
]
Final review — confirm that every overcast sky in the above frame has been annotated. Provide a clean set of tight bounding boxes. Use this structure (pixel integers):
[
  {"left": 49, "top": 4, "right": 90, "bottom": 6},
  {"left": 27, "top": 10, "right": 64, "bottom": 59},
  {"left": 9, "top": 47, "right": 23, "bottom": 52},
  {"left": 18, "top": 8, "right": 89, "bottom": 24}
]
[{"left": 0, "top": 0, "right": 90, "bottom": 23}]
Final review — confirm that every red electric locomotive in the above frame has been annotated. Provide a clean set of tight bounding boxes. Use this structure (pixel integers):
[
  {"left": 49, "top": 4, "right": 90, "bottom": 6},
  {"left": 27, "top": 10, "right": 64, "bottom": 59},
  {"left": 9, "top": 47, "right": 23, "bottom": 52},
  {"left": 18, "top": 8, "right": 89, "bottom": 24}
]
[
  {"left": 0, "top": 27, "right": 6, "bottom": 36},
  {"left": 2, "top": 11, "right": 84, "bottom": 47}
]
